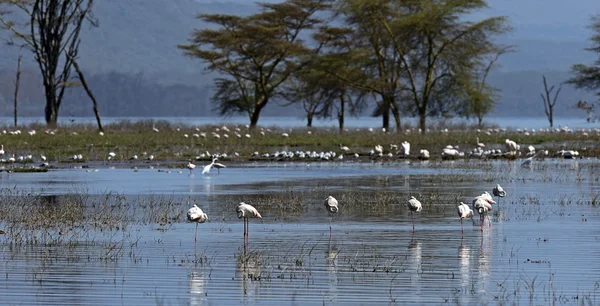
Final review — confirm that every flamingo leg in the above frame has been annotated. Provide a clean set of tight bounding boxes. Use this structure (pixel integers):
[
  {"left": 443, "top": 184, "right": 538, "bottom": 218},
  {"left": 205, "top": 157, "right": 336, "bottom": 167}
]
[
  {"left": 411, "top": 212, "right": 415, "bottom": 232},
  {"left": 460, "top": 218, "right": 464, "bottom": 238},
  {"left": 480, "top": 214, "right": 484, "bottom": 232},
  {"left": 487, "top": 214, "right": 492, "bottom": 228},
  {"left": 329, "top": 216, "right": 332, "bottom": 238}
]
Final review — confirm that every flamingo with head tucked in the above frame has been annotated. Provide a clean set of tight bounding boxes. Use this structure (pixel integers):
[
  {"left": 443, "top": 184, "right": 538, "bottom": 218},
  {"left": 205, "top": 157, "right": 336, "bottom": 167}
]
[{"left": 407, "top": 196, "right": 422, "bottom": 232}]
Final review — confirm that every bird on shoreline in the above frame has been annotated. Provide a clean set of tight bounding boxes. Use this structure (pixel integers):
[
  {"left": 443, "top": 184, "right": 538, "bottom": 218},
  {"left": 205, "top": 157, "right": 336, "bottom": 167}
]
[
  {"left": 186, "top": 160, "right": 196, "bottom": 174},
  {"left": 407, "top": 196, "right": 422, "bottom": 232}
]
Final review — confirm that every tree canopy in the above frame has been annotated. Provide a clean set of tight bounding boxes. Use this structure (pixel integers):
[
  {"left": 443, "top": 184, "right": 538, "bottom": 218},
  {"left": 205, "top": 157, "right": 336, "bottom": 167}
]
[{"left": 568, "top": 15, "right": 600, "bottom": 96}]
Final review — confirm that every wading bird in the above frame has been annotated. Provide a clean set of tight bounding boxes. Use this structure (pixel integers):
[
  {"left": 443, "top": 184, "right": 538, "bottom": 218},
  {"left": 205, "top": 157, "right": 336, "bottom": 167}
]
[
  {"left": 407, "top": 196, "right": 422, "bottom": 232},
  {"left": 187, "top": 203, "right": 208, "bottom": 252},
  {"left": 324, "top": 196, "right": 339, "bottom": 237},
  {"left": 457, "top": 202, "right": 473, "bottom": 237},
  {"left": 492, "top": 184, "right": 506, "bottom": 208},
  {"left": 521, "top": 150, "right": 545, "bottom": 168},
  {"left": 186, "top": 160, "right": 196, "bottom": 174},
  {"left": 212, "top": 160, "right": 226, "bottom": 174},
  {"left": 201, "top": 156, "right": 218, "bottom": 175},
  {"left": 472, "top": 193, "right": 496, "bottom": 231},
  {"left": 236, "top": 202, "right": 262, "bottom": 250}
]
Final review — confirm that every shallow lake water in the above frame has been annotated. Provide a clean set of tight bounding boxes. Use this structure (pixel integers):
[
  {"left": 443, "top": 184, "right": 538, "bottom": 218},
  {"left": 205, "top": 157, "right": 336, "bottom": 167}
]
[{"left": 1, "top": 159, "right": 600, "bottom": 305}]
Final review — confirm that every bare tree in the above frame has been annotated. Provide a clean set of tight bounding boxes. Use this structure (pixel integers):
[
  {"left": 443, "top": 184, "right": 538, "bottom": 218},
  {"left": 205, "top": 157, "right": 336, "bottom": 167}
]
[
  {"left": 0, "top": 0, "right": 97, "bottom": 128},
  {"left": 540, "top": 75, "right": 562, "bottom": 128},
  {"left": 13, "top": 55, "right": 21, "bottom": 127}
]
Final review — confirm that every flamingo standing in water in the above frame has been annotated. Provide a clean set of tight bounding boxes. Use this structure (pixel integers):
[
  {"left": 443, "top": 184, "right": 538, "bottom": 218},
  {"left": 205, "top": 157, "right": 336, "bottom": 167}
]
[
  {"left": 236, "top": 202, "right": 262, "bottom": 250},
  {"left": 324, "top": 196, "right": 339, "bottom": 238},
  {"left": 407, "top": 196, "right": 422, "bottom": 232},
  {"left": 186, "top": 160, "right": 196, "bottom": 174},
  {"left": 472, "top": 193, "right": 496, "bottom": 231},
  {"left": 201, "top": 156, "right": 217, "bottom": 175},
  {"left": 492, "top": 184, "right": 506, "bottom": 208},
  {"left": 457, "top": 202, "right": 473, "bottom": 237},
  {"left": 187, "top": 203, "right": 208, "bottom": 253}
]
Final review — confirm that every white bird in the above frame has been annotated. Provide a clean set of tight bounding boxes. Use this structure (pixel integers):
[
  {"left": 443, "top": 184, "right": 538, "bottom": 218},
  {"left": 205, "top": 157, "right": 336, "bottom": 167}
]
[
  {"left": 505, "top": 138, "right": 519, "bottom": 152},
  {"left": 492, "top": 184, "right": 506, "bottom": 208},
  {"left": 457, "top": 202, "right": 473, "bottom": 237},
  {"left": 201, "top": 157, "right": 217, "bottom": 175},
  {"left": 374, "top": 145, "right": 383, "bottom": 154},
  {"left": 187, "top": 203, "right": 208, "bottom": 253},
  {"left": 407, "top": 196, "right": 422, "bottom": 232},
  {"left": 236, "top": 202, "right": 262, "bottom": 250},
  {"left": 401, "top": 141, "right": 410, "bottom": 156},
  {"left": 324, "top": 196, "right": 339, "bottom": 237},
  {"left": 187, "top": 160, "right": 196, "bottom": 174},
  {"left": 521, "top": 150, "right": 545, "bottom": 168},
  {"left": 472, "top": 193, "right": 495, "bottom": 231},
  {"left": 0, "top": 145, "right": 4, "bottom": 156},
  {"left": 476, "top": 137, "right": 485, "bottom": 148},
  {"left": 339, "top": 144, "right": 350, "bottom": 153},
  {"left": 419, "top": 149, "right": 430, "bottom": 160},
  {"left": 152, "top": 124, "right": 159, "bottom": 133},
  {"left": 40, "top": 154, "right": 47, "bottom": 161}
]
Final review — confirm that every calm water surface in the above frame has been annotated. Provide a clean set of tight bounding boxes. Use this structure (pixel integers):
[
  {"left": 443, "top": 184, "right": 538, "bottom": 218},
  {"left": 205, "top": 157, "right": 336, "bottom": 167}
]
[{"left": 1, "top": 159, "right": 600, "bottom": 305}]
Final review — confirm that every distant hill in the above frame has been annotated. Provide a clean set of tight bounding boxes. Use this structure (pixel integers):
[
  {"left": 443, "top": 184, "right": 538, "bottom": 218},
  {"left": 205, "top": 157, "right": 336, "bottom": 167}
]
[{"left": 0, "top": 0, "right": 597, "bottom": 120}]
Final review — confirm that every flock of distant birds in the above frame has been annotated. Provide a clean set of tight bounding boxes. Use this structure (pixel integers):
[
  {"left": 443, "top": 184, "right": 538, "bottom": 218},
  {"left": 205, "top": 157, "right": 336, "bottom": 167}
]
[
  {"left": 186, "top": 184, "right": 507, "bottom": 251},
  {"left": 0, "top": 123, "right": 585, "bottom": 173}
]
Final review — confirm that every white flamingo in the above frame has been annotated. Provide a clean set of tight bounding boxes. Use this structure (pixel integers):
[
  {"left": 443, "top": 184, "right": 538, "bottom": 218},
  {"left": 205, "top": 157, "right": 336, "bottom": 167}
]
[
  {"left": 236, "top": 202, "right": 262, "bottom": 249},
  {"left": 187, "top": 203, "right": 208, "bottom": 253},
  {"left": 492, "top": 184, "right": 506, "bottom": 208},
  {"left": 419, "top": 149, "right": 430, "bottom": 160},
  {"left": 457, "top": 202, "right": 473, "bottom": 237},
  {"left": 152, "top": 124, "right": 159, "bottom": 133},
  {"left": 0, "top": 145, "right": 4, "bottom": 156},
  {"left": 339, "top": 144, "right": 350, "bottom": 153},
  {"left": 187, "top": 160, "right": 196, "bottom": 174},
  {"left": 472, "top": 193, "right": 495, "bottom": 231},
  {"left": 324, "top": 196, "right": 339, "bottom": 237},
  {"left": 476, "top": 137, "right": 485, "bottom": 148},
  {"left": 407, "top": 196, "right": 422, "bottom": 232}
]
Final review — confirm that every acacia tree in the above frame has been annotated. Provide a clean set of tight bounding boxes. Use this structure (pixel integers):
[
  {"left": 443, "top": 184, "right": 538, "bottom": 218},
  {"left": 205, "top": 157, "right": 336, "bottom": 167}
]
[
  {"left": 460, "top": 46, "right": 513, "bottom": 127},
  {"left": 323, "top": 1, "right": 404, "bottom": 131},
  {"left": 280, "top": 68, "right": 337, "bottom": 127},
  {"left": 179, "top": 0, "right": 331, "bottom": 129},
  {"left": 375, "top": 0, "right": 509, "bottom": 132},
  {"left": 568, "top": 15, "right": 600, "bottom": 97},
  {"left": 0, "top": 0, "right": 98, "bottom": 128}
]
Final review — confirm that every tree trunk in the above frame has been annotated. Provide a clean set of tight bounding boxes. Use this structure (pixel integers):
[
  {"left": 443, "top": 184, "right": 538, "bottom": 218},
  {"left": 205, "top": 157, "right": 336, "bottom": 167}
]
[
  {"left": 249, "top": 101, "right": 265, "bottom": 129},
  {"left": 307, "top": 113, "right": 313, "bottom": 127},
  {"left": 72, "top": 59, "right": 104, "bottom": 132},
  {"left": 391, "top": 107, "right": 401, "bottom": 132},
  {"left": 419, "top": 109, "right": 427, "bottom": 133},
  {"left": 44, "top": 87, "right": 59, "bottom": 128},
  {"left": 478, "top": 116, "right": 483, "bottom": 128},
  {"left": 338, "top": 93, "right": 345, "bottom": 132},
  {"left": 13, "top": 56, "right": 21, "bottom": 128},
  {"left": 382, "top": 109, "right": 389, "bottom": 130},
  {"left": 549, "top": 107, "right": 553, "bottom": 128}
]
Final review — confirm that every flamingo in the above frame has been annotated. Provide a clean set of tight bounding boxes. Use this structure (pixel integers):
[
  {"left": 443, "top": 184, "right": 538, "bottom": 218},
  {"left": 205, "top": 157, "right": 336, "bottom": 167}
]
[
  {"left": 152, "top": 124, "right": 159, "bottom": 133},
  {"left": 492, "top": 184, "right": 506, "bottom": 208},
  {"left": 324, "top": 196, "right": 339, "bottom": 237},
  {"left": 187, "top": 160, "right": 196, "bottom": 174},
  {"left": 418, "top": 149, "right": 430, "bottom": 160},
  {"left": 212, "top": 160, "right": 226, "bottom": 174},
  {"left": 187, "top": 203, "right": 208, "bottom": 253},
  {"left": 472, "top": 193, "right": 496, "bottom": 231},
  {"left": 0, "top": 145, "right": 4, "bottom": 156},
  {"left": 339, "top": 144, "right": 350, "bottom": 153},
  {"left": 457, "top": 202, "right": 473, "bottom": 237},
  {"left": 407, "top": 196, "right": 422, "bottom": 232},
  {"left": 236, "top": 202, "right": 262, "bottom": 250}
]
